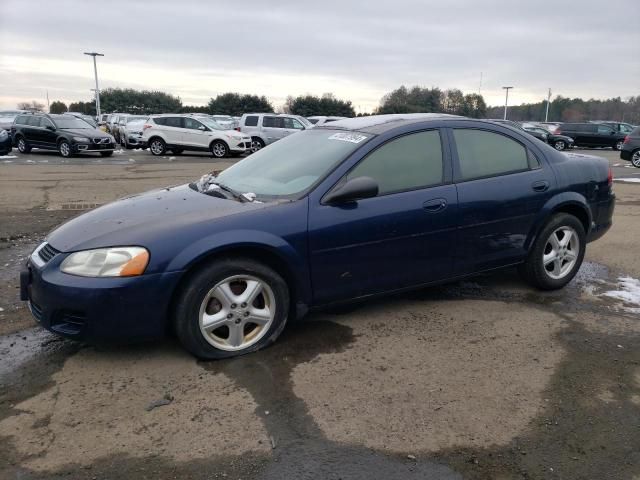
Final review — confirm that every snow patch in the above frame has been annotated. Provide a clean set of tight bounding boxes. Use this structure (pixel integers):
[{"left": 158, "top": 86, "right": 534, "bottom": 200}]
[
  {"left": 602, "top": 277, "right": 640, "bottom": 313},
  {"left": 614, "top": 178, "right": 640, "bottom": 183},
  {"left": 0, "top": 155, "right": 17, "bottom": 159}
]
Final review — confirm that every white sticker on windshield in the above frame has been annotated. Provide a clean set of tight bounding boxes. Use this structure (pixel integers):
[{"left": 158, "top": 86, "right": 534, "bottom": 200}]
[{"left": 328, "top": 133, "right": 368, "bottom": 144}]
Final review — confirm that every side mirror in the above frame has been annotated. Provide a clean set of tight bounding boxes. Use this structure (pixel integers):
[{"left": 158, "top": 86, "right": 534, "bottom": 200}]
[
  {"left": 198, "top": 125, "right": 206, "bottom": 131},
  {"left": 323, "top": 176, "right": 379, "bottom": 204}
]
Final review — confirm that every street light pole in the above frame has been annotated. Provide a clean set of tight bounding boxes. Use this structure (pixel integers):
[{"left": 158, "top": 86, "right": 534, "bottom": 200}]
[
  {"left": 502, "top": 86, "right": 513, "bottom": 120},
  {"left": 545, "top": 88, "right": 552, "bottom": 122},
  {"left": 84, "top": 52, "right": 104, "bottom": 119}
]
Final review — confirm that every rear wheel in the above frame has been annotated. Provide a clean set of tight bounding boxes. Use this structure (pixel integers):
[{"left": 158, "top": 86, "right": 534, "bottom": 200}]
[
  {"left": 553, "top": 140, "right": 566, "bottom": 151},
  {"left": 251, "top": 137, "right": 265, "bottom": 152},
  {"left": 519, "top": 213, "right": 585, "bottom": 290},
  {"left": 174, "top": 258, "right": 289, "bottom": 359},
  {"left": 58, "top": 140, "right": 72, "bottom": 158},
  {"left": 614, "top": 140, "right": 624, "bottom": 151},
  {"left": 631, "top": 150, "right": 640, "bottom": 168},
  {"left": 149, "top": 138, "right": 166, "bottom": 156},
  {"left": 17, "top": 137, "right": 31, "bottom": 153}
]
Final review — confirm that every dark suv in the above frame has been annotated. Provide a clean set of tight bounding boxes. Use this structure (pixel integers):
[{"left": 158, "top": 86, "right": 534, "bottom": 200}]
[
  {"left": 12, "top": 113, "right": 115, "bottom": 158},
  {"left": 620, "top": 126, "right": 640, "bottom": 168},
  {"left": 555, "top": 122, "right": 626, "bottom": 150}
]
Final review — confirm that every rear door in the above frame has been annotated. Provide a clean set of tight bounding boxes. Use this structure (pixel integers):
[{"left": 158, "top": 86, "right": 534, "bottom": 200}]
[
  {"left": 309, "top": 129, "right": 458, "bottom": 303},
  {"left": 595, "top": 124, "right": 616, "bottom": 147},
  {"left": 261, "top": 116, "right": 286, "bottom": 144},
  {"left": 162, "top": 117, "right": 184, "bottom": 146},
  {"left": 282, "top": 117, "right": 306, "bottom": 137},
  {"left": 39, "top": 117, "right": 58, "bottom": 148},
  {"left": 450, "top": 126, "right": 555, "bottom": 274},
  {"left": 24, "top": 116, "right": 43, "bottom": 145}
]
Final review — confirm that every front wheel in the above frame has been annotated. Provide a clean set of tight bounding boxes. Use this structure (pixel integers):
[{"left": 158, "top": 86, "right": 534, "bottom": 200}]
[
  {"left": 631, "top": 150, "right": 640, "bottom": 168},
  {"left": 210, "top": 140, "right": 228, "bottom": 158},
  {"left": 149, "top": 138, "right": 166, "bottom": 156},
  {"left": 17, "top": 137, "right": 31, "bottom": 153},
  {"left": 174, "top": 258, "right": 290, "bottom": 359},
  {"left": 553, "top": 140, "right": 566, "bottom": 151},
  {"left": 519, "top": 213, "right": 585, "bottom": 290},
  {"left": 614, "top": 140, "right": 624, "bottom": 151},
  {"left": 58, "top": 140, "right": 72, "bottom": 158}
]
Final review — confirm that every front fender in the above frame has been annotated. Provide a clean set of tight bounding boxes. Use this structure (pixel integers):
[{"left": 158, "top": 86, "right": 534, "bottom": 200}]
[
  {"left": 525, "top": 192, "right": 592, "bottom": 251},
  {"left": 166, "top": 229, "right": 311, "bottom": 303}
]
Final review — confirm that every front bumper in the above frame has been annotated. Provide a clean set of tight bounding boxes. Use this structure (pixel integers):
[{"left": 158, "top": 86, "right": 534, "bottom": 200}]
[
  {"left": 0, "top": 135, "right": 12, "bottom": 154},
  {"left": 73, "top": 141, "right": 115, "bottom": 153},
  {"left": 126, "top": 134, "right": 146, "bottom": 147},
  {"left": 230, "top": 139, "right": 253, "bottom": 152},
  {"left": 21, "top": 247, "right": 183, "bottom": 342}
]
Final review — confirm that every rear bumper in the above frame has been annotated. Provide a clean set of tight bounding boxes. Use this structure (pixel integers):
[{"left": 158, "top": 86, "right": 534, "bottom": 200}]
[
  {"left": 620, "top": 149, "right": 632, "bottom": 161},
  {"left": 21, "top": 252, "right": 183, "bottom": 343},
  {"left": 587, "top": 194, "right": 615, "bottom": 243}
]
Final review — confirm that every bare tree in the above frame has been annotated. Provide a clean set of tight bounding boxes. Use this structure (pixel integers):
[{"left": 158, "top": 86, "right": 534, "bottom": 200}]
[{"left": 17, "top": 100, "right": 45, "bottom": 111}]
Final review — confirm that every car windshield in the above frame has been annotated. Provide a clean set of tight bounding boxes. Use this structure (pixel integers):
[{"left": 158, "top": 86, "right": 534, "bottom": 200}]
[
  {"left": 297, "top": 116, "right": 312, "bottom": 127},
  {"left": 198, "top": 118, "right": 225, "bottom": 130},
  {"left": 55, "top": 117, "right": 92, "bottom": 129},
  {"left": 201, "top": 129, "right": 371, "bottom": 199}
]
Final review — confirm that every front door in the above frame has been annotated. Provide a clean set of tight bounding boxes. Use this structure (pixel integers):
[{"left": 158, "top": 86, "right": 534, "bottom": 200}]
[
  {"left": 181, "top": 117, "right": 208, "bottom": 148},
  {"left": 309, "top": 129, "right": 458, "bottom": 304},
  {"left": 450, "top": 127, "right": 555, "bottom": 274}
]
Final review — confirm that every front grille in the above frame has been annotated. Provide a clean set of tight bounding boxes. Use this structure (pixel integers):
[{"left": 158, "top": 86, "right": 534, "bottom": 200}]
[
  {"left": 93, "top": 137, "right": 110, "bottom": 144},
  {"left": 38, "top": 243, "right": 60, "bottom": 263},
  {"left": 30, "top": 302, "right": 43, "bottom": 322}
]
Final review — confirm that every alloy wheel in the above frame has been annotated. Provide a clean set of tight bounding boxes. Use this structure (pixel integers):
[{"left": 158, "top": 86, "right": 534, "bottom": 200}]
[
  {"left": 542, "top": 226, "right": 580, "bottom": 280},
  {"left": 212, "top": 142, "right": 227, "bottom": 157},
  {"left": 150, "top": 140, "right": 164, "bottom": 155},
  {"left": 199, "top": 275, "right": 276, "bottom": 351},
  {"left": 632, "top": 151, "right": 640, "bottom": 168},
  {"left": 554, "top": 141, "right": 565, "bottom": 151},
  {"left": 18, "top": 138, "right": 26, "bottom": 152},
  {"left": 59, "top": 142, "right": 70, "bottom": 157},
  {"left": 615, "top": 141, "right": 623, "bottom": 151}
]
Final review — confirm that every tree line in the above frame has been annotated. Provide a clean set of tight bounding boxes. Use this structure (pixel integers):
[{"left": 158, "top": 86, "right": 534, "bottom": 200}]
[{"left": 26, "top": 87, "right": 640, "bottom": 124}]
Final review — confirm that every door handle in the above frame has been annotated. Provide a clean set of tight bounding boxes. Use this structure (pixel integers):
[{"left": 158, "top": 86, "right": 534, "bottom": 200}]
[
  {"left": 423, "top": 198, "right": 447, "bottom": 213},
  {"left": 532, "top": 180, "right": 549, "bottom": 192}
]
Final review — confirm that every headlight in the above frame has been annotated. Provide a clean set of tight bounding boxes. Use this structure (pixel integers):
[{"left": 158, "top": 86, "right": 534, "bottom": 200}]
[
  {"left": 60, "top": 247, "right": 149, "bottom": 277},
  {"left": 0, "top": 130, "right": 8, "bottom": 140},
  {"left": 73, "top": 136, "right": 90, "bottom": 142}
]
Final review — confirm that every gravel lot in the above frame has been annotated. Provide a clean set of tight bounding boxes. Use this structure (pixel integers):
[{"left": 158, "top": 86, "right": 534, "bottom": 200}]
[{"left": 1, "top": 146, "right": 640, "bottom": 479}]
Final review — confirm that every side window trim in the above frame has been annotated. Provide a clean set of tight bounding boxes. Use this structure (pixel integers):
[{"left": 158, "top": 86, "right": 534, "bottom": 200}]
[
  {"left": 448, "top": 127, "right": 540, "bottom": 184},
  {"left": 338, "top": 128, "right": 448, "bottom": 199}
]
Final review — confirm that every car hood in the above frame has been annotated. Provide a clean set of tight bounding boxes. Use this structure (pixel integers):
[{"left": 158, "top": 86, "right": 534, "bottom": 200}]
[
  {"left": 47, "top": 184, "right": 268, "bottom": 252},
  {"left": 60, "top": 128, "right": 111, "bottom": 138}
]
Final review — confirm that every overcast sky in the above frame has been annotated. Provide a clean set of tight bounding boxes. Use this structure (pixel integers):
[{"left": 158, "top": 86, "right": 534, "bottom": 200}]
[{"left": 1, "top": 0, "right": 638, "bottom": 112}]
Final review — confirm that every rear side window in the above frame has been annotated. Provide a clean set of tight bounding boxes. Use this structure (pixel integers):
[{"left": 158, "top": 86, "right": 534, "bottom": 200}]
[
  {"left": 453, "top": 129, "right": 529, "bottom": 181},
  {"left": 153, "top": 117, "right": 166, "bottom": 126},
  {"left": 347, "top": 130, "right": 443, "bottom": 195},
  {"left": 244, "top": 115, "right": 258, "bottom": 127},
  {"left": 165, "top": 117, "right": 182, "bottom": 128}
]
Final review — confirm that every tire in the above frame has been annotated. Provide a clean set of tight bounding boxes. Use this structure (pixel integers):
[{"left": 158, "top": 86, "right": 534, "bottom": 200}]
[
  {"left": 631, "top": 150, "right": 640, "bottom": 168},
  {"left": 553, "top": 140, "right": 566, "bottom": 151},
  {"left": 174, "top": 258, "right": 290, "bottom": 359},
  {"left": 210, "top": 140, "right": 228, "bottom": 158},
  {"left": 58, "top": 140, "right": 72, "bottom": 158},
  {"left": 519, "top": 213, "right": 586, "bottom": 290},
  {"left": 100, "top": 151, "right": 113, "bottom": 157},
  {"left": 614, "top": 140, "right": 624, "bottom": 151},
  {"left": 251, "top": 137, "right": 265, "bottom": 152},
  {"left": 149, "top": 138, "right": 166, "bottom": 156},
  {"left": 16, "top": 136, "right": 31, "bottom": 154}
]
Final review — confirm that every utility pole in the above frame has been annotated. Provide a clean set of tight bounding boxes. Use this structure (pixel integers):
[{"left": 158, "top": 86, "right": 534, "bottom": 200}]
[
  {"left": 84, "top": 52, "right": 104, "bottom": 119},
  {"left": 479, "top": 72, "right": 483, "bottom": 96},
  {"left": 46, "top": 90, "right": 50, "bottom": 111},
  {"left": 502, "top": 86, "right": 513, "bottom": 120},
  {"left": 545, "top": 88, "right": 552, "bottom": 122}
]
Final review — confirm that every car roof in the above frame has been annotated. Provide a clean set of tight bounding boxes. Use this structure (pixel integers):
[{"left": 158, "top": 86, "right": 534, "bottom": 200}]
[{"left": 314, "top": 113, "right": 463, "bottom": 134}]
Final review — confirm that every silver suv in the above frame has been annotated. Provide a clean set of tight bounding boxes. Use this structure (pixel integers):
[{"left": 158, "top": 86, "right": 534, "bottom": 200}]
[{"left": 237, "top": 113, "right": 312, "bottom": 150}]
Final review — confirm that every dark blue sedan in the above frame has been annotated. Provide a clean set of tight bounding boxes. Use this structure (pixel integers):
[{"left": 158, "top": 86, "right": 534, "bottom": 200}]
[{"left": 20, "top": 114, "right": 615, "bottom": 359}]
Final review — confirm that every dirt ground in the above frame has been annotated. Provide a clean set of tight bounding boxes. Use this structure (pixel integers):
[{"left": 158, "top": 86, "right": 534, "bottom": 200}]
[{"left": 1, "top": 152, "right": 640, "bottom": 479}]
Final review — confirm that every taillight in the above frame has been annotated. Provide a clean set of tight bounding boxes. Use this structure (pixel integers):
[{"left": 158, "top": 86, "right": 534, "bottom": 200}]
[
  {"left": 143, "top": 124, "right": 152, "bottom": 131},
  {"left": 553, "top": 128, "right": 561, "bottom": 134},
  {"left": 608, "top": 167, "right": 613, "bottom": 186},
  {"left": 623, "top": 135, "right": 630, "bottom": 144}
]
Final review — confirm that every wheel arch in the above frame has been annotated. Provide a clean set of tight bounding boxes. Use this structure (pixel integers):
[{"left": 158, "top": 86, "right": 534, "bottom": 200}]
[
  {"left": 525, "top": 193, "right": 592, "bottom": 252},
  {"left": 209, "top": 138, "right": 230, "bottom": 151}
]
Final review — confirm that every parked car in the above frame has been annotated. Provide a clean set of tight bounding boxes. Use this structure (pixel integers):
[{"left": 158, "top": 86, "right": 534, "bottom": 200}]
[
  {"left": 106, "top": 113, "right": 128, "bottom": 138},
  {"left": 141, "top": 114, "right": 252, "bottom": 157},
  {"left": 590, "top": 121, "right": 636, "bottom": 135},
  {"left": 113, "top": 115, "right": 147, "bottom": 145},
  {"left": 210, "top": 115, "right": 237, "bottom": 129},
  {"left": 0, "top": 110, "right": 27, "bottom": 131},
  {"left": 620, "top": 126, "right": 640, "bottom": 168},
  {"left": 0, "top": 128, "right": 12, "bottom": 155},
  {"left": 120, "top": 117, "right": 148, "bottom": 149},
  {"left": 20, "top": 114, "right": 615, "bottom": 359},
  {"left": 522, "top": 125, "right": 575, "bottom": 151},
  {"left": 237, "top": 113, "right": 312, "bottom": 150},
  {"left": 307, "top": 116, "right": 348, "bottom": 125},
  {"left": 11, "top": 113, "right": 115, "bottom": 158},
  {"left": 555, "top": 123, "right": 626, "bottom": 150}
]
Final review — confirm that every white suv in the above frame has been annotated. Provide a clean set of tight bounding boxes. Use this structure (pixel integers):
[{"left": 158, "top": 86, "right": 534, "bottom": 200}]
[
  {"left": 142, "top": 114, "right": 252, "bottom": 158},
  {"left": 237, "top": 113, "right": 312, "bottom": 150}
]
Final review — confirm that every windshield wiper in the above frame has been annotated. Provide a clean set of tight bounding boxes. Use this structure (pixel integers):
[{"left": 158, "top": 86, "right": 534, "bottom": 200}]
[{"left": 209, "top": 181, "right": 250, "bottom": 202}]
